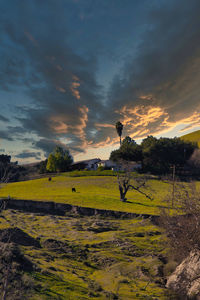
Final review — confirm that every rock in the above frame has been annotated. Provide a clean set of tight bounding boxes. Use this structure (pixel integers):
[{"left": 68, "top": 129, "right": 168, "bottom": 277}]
[{"left": 166, "top": 249, "right": 200, "bottom": 299}]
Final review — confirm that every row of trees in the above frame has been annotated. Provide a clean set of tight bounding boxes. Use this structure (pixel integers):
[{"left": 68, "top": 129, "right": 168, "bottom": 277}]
[{"left": 110, "top": 135, "right": 197, "bottom": 175}]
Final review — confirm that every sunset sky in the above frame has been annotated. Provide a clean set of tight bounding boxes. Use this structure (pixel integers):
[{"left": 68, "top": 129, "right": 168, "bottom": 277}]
[{"left": 0, "top": 0, "right": 200, "bottom": 164}]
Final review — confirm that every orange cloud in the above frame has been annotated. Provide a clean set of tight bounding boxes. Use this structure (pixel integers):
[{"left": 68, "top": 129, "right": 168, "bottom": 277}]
[
  {"left": 56, "top": 86, "right": 66, "bottom": 93},
  {"left": 139, "top": 94, "right": 153, "bottom": 101},
  {"left": 117, "top": 105, "right": 167, "bottom": 128},
  {"left": 70, "top": 75, "right": 81, "bottom": 99},
  {"left": 92, "top": 137, "right": 111, "bottom": 148},
  {"left": 75, "top": 105, "right": 89, "bottom": 147},
  {"left": 179, "top": 113, "right": 200, "bottom": 132},
  {"left": 50, "top": 116, "right": 68, "bottom": 134},
  {"left": 116, "top": 104, "right": 200, "bottom": 140},
  {"left": 95, "top": 123, "right": 115, "bottom": 128},
  {"left": 77, "top": 105, "right": 88, "bottom": 133},
  {"left": 158, "top": 111, "right": 200, "bottom": 135},
  {"left": 50, "top": 105, "right": 89, "bottom": 138},
  {"left": 54, "top": 122, "right": 68, "bottom": 134}
]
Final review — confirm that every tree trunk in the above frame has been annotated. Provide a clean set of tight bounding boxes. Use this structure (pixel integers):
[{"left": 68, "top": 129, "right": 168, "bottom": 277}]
[{"left": 119, "top": 186, "right": 127, "bottom": 202}]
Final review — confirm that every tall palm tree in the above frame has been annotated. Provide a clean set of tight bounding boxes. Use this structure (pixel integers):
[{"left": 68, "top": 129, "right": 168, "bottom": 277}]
[{"left": 115, "top": 121, "right": 123, "bottom": 146}]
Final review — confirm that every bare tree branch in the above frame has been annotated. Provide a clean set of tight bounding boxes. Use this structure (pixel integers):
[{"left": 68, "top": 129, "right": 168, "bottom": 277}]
[{"left": 117, "top": 161, "right": 153, "bottom": 202}]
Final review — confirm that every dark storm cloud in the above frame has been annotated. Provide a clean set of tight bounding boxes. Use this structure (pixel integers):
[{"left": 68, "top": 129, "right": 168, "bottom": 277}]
[
  {"left": 15, "top": 151, "right": 41, "bottom": 160},
  {"left": 0, "top": 130, "right": 13, "bottom": 141},
  {"left": 0, "top": 124, "right": 29, "bottom": 143},
  {"left": 0, "top": 126, "right": 27, "bottom": 142},
  {"left": 0, "top": 0, "right": 200, "bottom": 158},
  {"left": 7, "top": 126, "right": 27, "bottom": 135},
  {"left": 33, "top": 139, "right": 64, "bottom": 157},
  {"left": 33, "top": 138, "right": 84, "bottom": 158},
  {"left": 0, "top": 115, "right": 9, "bottom": 122}
]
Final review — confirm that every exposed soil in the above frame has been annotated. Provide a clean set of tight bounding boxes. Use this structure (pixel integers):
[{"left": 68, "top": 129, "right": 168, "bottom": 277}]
[{"left": 0, "top": 227, "right": 40, "bottom": 248}]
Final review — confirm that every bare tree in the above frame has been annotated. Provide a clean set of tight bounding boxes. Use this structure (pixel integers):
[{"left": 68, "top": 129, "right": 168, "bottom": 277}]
[
  {"left": 117, "top": 162, "right": 153, "bottom": 202},
  {"left": 0, "top": 163, "right": 13, "bottom": 184}
]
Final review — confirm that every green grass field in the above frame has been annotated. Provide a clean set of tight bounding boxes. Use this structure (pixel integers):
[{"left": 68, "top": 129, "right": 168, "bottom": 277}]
[
  {"left": 0, "top": 175, "right": 174, "bottom": 215},
  {"left": 181, "top": 129, "right": 200, "bottom": 147}
]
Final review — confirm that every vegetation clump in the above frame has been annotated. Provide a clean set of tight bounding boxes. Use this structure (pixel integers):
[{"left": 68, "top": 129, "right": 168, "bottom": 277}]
[
  {"left": 46, "top": 146, "right": 73, "bottom": 173},
  {"left": 0, "top": 242, "right": 34, "bottom": 299},
  {"left": 160, "top": 182, "right": 200, "bottom": 262}
]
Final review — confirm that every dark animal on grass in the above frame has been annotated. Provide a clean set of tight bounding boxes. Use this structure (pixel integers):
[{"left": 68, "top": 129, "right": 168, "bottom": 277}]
[
  {"left": 72, "top": 188, "right": 76, "bottom": 192},
  {"left": 48, "top": 177, "right": 52, "bottom": 181}
]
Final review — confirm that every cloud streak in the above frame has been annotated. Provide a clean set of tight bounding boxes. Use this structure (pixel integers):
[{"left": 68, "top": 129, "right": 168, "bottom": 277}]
[{"left": 15, "top": 151, "right": 41, "bottom": 160}]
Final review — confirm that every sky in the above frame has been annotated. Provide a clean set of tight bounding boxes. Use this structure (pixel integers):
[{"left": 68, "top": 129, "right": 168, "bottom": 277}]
[{"left": 0, "top": 0, "right": 200, "bottom": 164}]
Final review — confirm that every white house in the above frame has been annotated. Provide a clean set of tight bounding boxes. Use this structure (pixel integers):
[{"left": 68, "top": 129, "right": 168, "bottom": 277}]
[
  {"left": 72, "top": 158, "right": 100, "bottom": 170},
  {"left": 97, "top": 160, "right": 120, "bottom": 171},
  {"left": 97, "top": 160, "right": 142, "bottom": 171}
]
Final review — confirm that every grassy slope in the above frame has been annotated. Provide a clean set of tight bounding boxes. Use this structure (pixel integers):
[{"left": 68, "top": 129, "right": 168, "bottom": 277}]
[
  {"left": 0, "top": 210, "right": 174, "bottom": 299},
  {"left": 180, "top": 129, "right": 200, "bottom": 147},
  {"left": 0, "top": 175, "right": 183, "bottom": 298},
  {"left": 0, "top": 175, "right": 171, "bottom": 215}
]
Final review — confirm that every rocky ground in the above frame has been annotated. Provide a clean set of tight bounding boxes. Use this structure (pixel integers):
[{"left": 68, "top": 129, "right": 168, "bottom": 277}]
[{"left": 0, "top": 210, "right": 177, "bottom": 299}]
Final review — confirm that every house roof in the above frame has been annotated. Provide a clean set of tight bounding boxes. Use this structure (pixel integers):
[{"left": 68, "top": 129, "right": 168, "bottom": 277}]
[
  {"left": 72, "top": 158, "right": 100, "bottom": 165},
  {"left": 97, "top": 160, "right": 118, "bottom": 166}
]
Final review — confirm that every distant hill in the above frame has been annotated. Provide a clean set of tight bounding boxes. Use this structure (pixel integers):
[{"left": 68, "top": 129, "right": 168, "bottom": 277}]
[{"left": 180, "top": 130, "right": 200, "bottom": 147}]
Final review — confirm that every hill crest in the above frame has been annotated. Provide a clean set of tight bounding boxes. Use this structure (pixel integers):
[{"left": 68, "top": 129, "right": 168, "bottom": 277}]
[{"left": 180, "top": 129, "right": 200, "bottom": 147}]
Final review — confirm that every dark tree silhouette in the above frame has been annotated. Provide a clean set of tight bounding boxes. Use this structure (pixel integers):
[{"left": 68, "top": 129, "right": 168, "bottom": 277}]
[{"left": 115, "top": 121, "right": 123, "bottom": 146}]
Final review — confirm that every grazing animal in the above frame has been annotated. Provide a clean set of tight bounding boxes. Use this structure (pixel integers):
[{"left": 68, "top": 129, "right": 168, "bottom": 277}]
[
  {"left": 72, "top": 187, "right": 76, "bottom": 192},
  {"left": 48, "top": 177, "right": 52, "bottom": 181}
]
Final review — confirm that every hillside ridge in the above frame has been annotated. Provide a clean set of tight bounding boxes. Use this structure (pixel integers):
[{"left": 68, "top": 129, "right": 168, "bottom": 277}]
[{"left": 180, "top": 129, "right": 200, "bottom": 147}]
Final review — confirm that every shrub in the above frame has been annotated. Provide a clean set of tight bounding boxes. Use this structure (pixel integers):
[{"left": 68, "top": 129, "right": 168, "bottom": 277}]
[
  {"left": 97, "top": 166, "right": 105, "bottom": 171},
  {"left": 160, "top": 182, "right": 200, "bottom": 262}
]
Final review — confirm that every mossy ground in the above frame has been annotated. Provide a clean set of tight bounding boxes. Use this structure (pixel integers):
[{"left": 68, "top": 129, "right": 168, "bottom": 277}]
[
  {"left": 0, "top": 210, "right": 176, "bottom": 299},
  {"left": 0, "top": 175, "right": 173, "bottom": 215}
]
